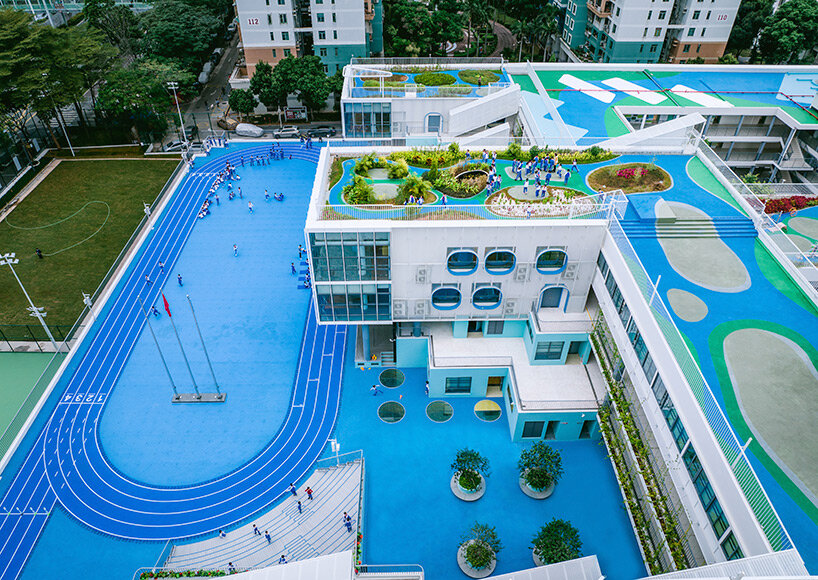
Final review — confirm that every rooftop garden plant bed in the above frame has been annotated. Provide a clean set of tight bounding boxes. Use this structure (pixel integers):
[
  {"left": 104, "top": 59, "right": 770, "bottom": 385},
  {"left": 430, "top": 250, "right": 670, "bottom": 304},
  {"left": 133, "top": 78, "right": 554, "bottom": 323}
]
[
  {"left": 486, "top": 188, "right": 595, "bottom": 218},
  {"left": 414, "top": 72, "right": 457, "bottom": 86},
  {"left": 496, "top": 143, "right": 617, "bottom": 164},
  {"left": 437, "top": 85, "right": 475, "bottom": 96},
  {"left": 458, "top": 69, "right": 501, "bottom": 85},
  {"left": 389, "top": 145, "right": 464, "bottom": 168},
  {"left": 429, "top": 162, "right": 490, "bottom": 198},
  {"left": 360, "top": 74, "right": 408, "bottom": 82},
  {"left": 498, "top": 186, "right": 585, "bottom": 204},
  {"left": 587, "top": 162, "right": 671, "bottom": 194},
  {"left": 765, "top": 195, "right": 818, "bottom": 214}
]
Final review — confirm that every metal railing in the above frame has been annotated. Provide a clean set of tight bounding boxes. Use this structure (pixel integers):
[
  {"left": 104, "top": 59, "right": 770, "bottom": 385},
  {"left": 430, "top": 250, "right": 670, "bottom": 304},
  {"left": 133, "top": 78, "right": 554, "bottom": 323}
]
[
  {"left": 318, "top": 200, "right": 612, "bottom": 221},
  {"left": 315, "top": 449, "right": 363, "bottom": 469},
  {"left": 0, "top": 325, "right": 74, "bottom": 351},
  {"left": 606, "top": 215, "right": 793, "bottom": 552},
  {"left": 348, "top": 82, "right": 513, "bottom": 100},
  {"left": 351, "top": 57, "right": 502, "bottom": 66},
  {"left": 357, "top": 563, "right": 425, "bottom": 577}
]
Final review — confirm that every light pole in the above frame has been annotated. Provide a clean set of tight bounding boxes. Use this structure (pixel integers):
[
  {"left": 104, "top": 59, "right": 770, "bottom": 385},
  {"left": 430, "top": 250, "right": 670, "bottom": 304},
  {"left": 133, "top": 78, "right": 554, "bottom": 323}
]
[
  {"left": 40, "top": 75, "right": 75, "bottom": 157},
  {"left": 186, "top": 294, "right": 222, "bottom": 398},
  {"left": 0, "top": 253, "right": 58, "bottom": 351},
  {"left": 166, "top": 82, "right": 188, "bottom": 148}
]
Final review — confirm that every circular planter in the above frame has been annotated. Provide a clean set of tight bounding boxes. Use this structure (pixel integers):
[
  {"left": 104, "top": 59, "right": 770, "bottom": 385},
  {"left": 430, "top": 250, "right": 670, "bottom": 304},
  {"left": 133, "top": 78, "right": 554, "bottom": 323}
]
[
  {"left": 450, "top": 472, "right": 485, "bottom": 501},
  {"left": 456, "top": 169, "right": 488, "bottom": 181},
  {"left": 532, "top": 549, "right": 544, "bottom": 567},
  {"left": 457, "top": 540, "right": 496, "bottom": 578},
  {"left": 518, "top": 474, "right": 555, "bottom": 499}
]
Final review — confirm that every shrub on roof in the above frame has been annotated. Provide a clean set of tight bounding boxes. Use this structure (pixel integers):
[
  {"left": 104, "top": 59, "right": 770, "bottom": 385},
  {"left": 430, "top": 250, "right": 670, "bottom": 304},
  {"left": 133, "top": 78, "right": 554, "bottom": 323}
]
[{"left": 414, "top": 72, "right": 457, "bottom": 86}]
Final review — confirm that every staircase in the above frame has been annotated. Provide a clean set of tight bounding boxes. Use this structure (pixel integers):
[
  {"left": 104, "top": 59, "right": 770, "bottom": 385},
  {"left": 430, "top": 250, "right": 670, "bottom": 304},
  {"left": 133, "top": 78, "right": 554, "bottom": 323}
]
[
  {"left": 163, "top": 457, "right": 363, "bottom": 572},
  {"left": 620, "top": 216, "right": 757, "bottom": 239}
]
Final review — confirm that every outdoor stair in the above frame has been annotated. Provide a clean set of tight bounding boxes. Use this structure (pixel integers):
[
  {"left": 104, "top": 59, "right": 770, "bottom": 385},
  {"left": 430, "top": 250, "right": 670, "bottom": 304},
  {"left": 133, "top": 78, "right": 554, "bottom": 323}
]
[
  {"left": 620, "top": 216, "right": 757, "bottom": 239},
  {"left": 164, "top": 458, "right": 362, "bottom": 572}
]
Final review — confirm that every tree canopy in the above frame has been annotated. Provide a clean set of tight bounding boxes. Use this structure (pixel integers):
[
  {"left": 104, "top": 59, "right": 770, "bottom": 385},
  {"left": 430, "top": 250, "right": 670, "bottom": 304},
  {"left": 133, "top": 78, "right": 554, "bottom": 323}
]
[
  {"left": 248, "top": 56, "right": 332, "bottom": 116},
  {"left": 757, "top": 0, "right": 818, "bottom": 63},
  {"left": 383, "top": 0, "right": 463, "bottom": 56},
  {"left": 83, "top": 0, "right": 142, "bottom": 56},
  {"left": 727, "top": 0, "right": 772, "bottom": 54},
  {"left": 141, "top": 0, "right": 220, "bottom": 70}
]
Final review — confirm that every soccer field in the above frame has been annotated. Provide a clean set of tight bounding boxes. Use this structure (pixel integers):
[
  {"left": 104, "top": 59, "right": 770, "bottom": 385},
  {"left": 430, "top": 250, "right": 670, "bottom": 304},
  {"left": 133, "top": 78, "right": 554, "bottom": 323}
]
[{"left": 0, "top": 158, "right": 180, "bottom": 327}]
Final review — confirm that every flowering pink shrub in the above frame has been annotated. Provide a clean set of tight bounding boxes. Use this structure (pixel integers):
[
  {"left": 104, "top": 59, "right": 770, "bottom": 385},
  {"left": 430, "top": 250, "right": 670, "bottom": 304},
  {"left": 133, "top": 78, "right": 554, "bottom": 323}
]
[
  {"left": 616, "top": 168, "right": 637, "bottom": 179},
  {"left": 765, "top": 195, "right": 817, "bottom": 214}
]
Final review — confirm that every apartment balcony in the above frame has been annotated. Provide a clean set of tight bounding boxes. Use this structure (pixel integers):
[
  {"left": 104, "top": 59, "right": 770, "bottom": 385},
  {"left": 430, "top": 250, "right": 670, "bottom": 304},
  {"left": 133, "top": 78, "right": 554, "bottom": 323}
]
[
  {"left": 586, "top": 0, "right": 612, "bottom": 18},
  {"left": 364, "top": 0, "right": 375, "bottom": 21}
]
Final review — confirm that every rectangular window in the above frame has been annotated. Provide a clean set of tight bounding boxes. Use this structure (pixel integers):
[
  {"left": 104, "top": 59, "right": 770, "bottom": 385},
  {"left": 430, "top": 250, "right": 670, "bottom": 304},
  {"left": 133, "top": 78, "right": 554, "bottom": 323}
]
[
  {"left": 721, "top": 532, "right": 744, "bottom": 560},
  {"left": 487, "top": 321, "right": 505, "bottom": 335},
  {"left": 282, "top": 31, "right": 289, "bottom": 40},
  {"left": 319, "top": 47, "right": 327, "bottom": 56},
  {"left": 280, "top": 13, "right": 287, "bottom": 23},
  {"left": 522, "top": 421, "right": 545, "bottom": 438},
  {"left": 612, "top": 23, "right": 617, "bottom": 32},
  {"left": 650, "top": 44, "right": 657, "bottom": 52},
  {"left": 316, "top": 0, "right": 323, "bottom": 3},
  {"left": 706, "top": 10, "right": 711, "bottom": 18},
  {"left": 692, "top": 9, "right": 700, "bottom": 18},
  {"left": 535, "top": 341, "right": 564, "bottom": 361},
  {"left": 701, "top": 27, "right": 706, "bottom": 36},
  {"left": 616, "top": 6, "right": 620, "bottom": 15},
  {"left": 265, "top": 0, "right": 269, "bottom": 5},
  {"left": 647, "top": 10, "right": 652, "bottom": 18},
  {"left": 271, "top": 48, "right": 277, "bottom": 57},
  {"left": 697, "top": 44, "right": 701, "bottom": 52},
  {"left": 333, "top": 30, "right": 338, "bottom": 39},
  {"left": 545, "top": 420, "right": 559, "bottom": 440},
  {"left": 267, "top": 14, "right": 272, "bottom": 24},
  {"left": 687, "top": 27, "right": 695, "bottom": 36},
  {"left": 284, "top": 48, "right": 291, "bottom": 56},
  {"left": 317, "top": 12, "right": 325, "bottom": 22},
  {"left": 654, "top": 27, "right": 662, "bottom": 36},
  {"left": 445, "top": 377, "right": 472, "bottom": 394},
  {"left": 332, "top": 12, "right": 336, "bottom": 22},
  {"left": 318, "top": 30, "right": 326, "bottom": 39},
  {"left": 643, "top": 27, "right": 648, "bottom": 37},
  {"left": 683, "top": 44, "right": 690, "bottom": 52},
  {"left": 640, "top": 44, "right": 644, "bottom": 52},
  {"left": 278, "top": 0, "right": 285, "bottom": 3},
  {"left": 335, "top": 47, "right": 339, "bottom": 56},
  {"left": 659, "top": 10, "right": 666, "bottom": 18}
]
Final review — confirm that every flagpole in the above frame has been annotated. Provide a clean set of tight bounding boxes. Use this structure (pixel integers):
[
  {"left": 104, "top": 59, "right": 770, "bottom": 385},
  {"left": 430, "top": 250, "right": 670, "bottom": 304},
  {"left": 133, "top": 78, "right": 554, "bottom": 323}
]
[
  {"left": 186, "top": 294, "right": 222, "bottom": 398},
  {"left": 163, "top": 293, "right": 200, "bottom": 399},
  {"left": 137, "top": 297, "right": 179, "bottom": 399}
]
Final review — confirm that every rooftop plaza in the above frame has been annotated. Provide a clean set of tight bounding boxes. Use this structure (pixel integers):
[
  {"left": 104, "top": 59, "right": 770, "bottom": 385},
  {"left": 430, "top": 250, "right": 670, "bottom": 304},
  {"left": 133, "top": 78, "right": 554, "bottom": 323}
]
[{"left": 0, "top": 61, "right": 818, "bottom": 580}]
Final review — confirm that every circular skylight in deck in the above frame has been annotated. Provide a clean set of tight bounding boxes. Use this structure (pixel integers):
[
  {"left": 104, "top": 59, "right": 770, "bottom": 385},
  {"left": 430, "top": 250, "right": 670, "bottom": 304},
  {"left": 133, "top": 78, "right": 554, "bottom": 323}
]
[
  {"left": 378, "top": 401, "right": 405, "bottom": 424},
  {"left": 426, "top": 401, "right": 454, "bottom": 423},
  {"left": 379, "top": 369, "right": 405, "bottom": 388}
]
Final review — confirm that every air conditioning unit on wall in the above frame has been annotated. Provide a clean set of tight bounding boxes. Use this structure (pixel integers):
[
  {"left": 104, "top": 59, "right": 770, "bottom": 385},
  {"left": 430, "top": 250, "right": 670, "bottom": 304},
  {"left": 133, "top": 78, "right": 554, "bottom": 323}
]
[
  {"left": 514, "top": 265, "right": 528, "bottom": 282},
  {"left": 415, "top": 266, "right": 428, "bottom": 284},
  {"left": 503, "top": 299, "right": 518, "bottom": 315},
  {"left": 562, "top": 263, "right": 578, "bottom": 280},
  {"left": 414, "top": 300, "right": 430, "bottom": 316},
  {"left": 393, "top": 300, "right": 407, "bottom": 317}
]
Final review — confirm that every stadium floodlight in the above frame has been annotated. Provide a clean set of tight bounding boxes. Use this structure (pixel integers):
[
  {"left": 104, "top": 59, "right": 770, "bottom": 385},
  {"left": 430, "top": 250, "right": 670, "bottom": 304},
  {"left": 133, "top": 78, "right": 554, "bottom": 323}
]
[
  {"left": 0, "top": 253, "right": 58, "bottom": 351},
  {"left": 166, "top": 82, "right": 188, "bottom": 149}
]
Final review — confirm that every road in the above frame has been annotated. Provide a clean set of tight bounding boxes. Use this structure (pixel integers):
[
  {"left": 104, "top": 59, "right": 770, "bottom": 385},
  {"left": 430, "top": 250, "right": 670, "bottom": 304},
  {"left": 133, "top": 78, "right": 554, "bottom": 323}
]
[{"left": 491, "top": 20, "right": 515, "bottom": 58}]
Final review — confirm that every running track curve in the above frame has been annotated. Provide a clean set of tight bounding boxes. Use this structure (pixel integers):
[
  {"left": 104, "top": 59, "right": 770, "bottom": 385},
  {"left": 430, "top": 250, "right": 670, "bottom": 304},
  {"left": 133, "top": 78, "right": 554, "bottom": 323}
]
[{"left": 0, "top": 144, "right": 346, "bottom": 580}]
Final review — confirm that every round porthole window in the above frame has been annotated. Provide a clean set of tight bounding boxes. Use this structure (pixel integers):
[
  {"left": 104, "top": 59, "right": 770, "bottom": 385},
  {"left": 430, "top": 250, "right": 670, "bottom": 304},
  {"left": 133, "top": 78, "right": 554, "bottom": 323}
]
[
  {"left": 472, "top": 287, "right": 502, "bottom": 310},
  {"left": 485, "top": 250, "right": 516, "bottom": 274},
  {"left": 474, "top": 400, "right": 502, "bottom": 422},
  {"left": 432, "top": 287, "right": 461, "bottom": 310},
  {"left": 447, "top": 250, "right": 479, "bottom": 275},
  {"left": 536, "top": 249, "right": 567, "bottom": 274},
  {"left": 378, "top": 401, "right": 406, "bottom": 424},
  {"left": 426, "top": 400, "right": 454, "bottom": 423},
  {"left": 379, "top": 369, "right": 405, "bottom": 388}
]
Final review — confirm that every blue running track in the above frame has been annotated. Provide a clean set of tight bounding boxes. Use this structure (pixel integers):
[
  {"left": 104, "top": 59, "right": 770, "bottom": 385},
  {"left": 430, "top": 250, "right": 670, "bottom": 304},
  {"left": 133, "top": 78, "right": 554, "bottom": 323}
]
[{"left": 0, "top": 143, "right": 346, "bottom": 580}]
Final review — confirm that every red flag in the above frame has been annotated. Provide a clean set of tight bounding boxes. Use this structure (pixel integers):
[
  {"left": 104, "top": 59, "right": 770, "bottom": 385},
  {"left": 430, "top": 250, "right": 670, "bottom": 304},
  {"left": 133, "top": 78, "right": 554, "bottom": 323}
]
[{"left": 162, "top": 294, "right": 172, "bottom": 318}]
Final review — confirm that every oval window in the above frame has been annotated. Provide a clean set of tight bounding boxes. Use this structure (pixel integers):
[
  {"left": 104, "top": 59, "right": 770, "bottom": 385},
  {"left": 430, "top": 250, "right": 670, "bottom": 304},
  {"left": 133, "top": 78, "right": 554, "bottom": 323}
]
[
  {"left": 447, "top": 250, "right": 478, "bottom": 275},
  {"left": 536, "top": 249, "right": 567, "bottom": 274},
  {"left": 485, "top": 250, "right": 516, "bottom": 274},
  {"left": 432, "top": 287, "right": 462, "bottom": 310},
  {"left": 472, "top": 287, "right": 502, "bottom": 310}
]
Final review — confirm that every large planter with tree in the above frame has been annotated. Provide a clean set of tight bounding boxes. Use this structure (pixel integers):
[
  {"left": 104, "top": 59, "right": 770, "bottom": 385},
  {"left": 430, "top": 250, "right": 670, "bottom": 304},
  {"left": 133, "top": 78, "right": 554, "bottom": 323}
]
[
  {"left": 517, "top": 441, "right": 563, "bottom": 499},
  {"left": 457, "top": 522, "right": 502, "bottom": 578},
  {"left": 450, "top": 448, "right": 489, "bottom": 501},
  {"left": 531, "top": 519, "right": 582, "bottom": 566}
]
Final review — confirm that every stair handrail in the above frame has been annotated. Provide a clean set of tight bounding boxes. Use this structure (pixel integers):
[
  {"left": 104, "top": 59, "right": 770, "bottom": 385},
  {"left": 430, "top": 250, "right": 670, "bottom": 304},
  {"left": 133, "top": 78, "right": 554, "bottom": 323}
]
[{"left": 315, "top": 449, "right": 363, "bottom": 469}]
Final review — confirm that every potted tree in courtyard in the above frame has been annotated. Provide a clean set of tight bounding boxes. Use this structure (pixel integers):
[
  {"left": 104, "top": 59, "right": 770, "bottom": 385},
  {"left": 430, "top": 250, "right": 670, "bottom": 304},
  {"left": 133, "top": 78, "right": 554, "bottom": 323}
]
[
  {"left": 531, "top": 518, "right": 582, "bottom": 566},
  {"left": 450, "top": 447, "right": 489, "bottom": 501},
  {"left": 457, "top": 522, "right": 503, "bottom": 578},
  {"left": 517, "top": 441, "right": 563, "bottom": 499}
]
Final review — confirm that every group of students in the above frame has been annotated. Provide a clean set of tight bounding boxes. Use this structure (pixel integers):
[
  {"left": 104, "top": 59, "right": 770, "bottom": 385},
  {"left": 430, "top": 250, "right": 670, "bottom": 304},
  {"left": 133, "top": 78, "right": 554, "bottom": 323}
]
[{"left": 299, "top": 135, "right": 315, "bottom": 149}]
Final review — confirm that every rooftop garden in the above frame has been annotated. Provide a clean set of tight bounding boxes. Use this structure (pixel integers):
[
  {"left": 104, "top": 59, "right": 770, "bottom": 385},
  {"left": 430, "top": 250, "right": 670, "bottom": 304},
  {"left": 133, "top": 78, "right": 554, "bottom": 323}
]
[
  {"left": 351, "top": 67, "right": 511, "bottom": 99},
  {"left": 324, "top": 144, "right": 623, "bottom": 220}
]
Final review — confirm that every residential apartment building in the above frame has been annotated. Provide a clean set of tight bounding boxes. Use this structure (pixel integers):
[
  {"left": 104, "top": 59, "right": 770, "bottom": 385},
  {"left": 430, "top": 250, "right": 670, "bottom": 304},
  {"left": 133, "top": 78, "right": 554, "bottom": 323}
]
[
  {"left": 235, "top": 0, "right": 383, "bottom": 76},
  {"left": 560, "top": 0, "right": 739, "bottom": 63}
]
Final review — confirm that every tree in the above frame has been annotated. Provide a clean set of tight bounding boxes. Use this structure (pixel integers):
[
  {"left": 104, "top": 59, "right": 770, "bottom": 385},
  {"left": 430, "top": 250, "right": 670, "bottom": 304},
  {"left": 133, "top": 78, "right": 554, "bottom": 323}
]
[
  {"left": 463, "top": 0, "right": 488, "bottom": 54},
  {"left": 141, "top": 0, "right": 219, "bottom": 71},
  {"left": 249, "top": 61, "right": 288, "bottom": 109},
  {"left": 758, "top": 0, "right": 818, "bottom": 63},
  {"left": 295, "top": 56, "right": 332, "bottom": 116},
  {"left": 511, "top": 19, "right": 529, "bottom": 61},
  {"left": 686, "top": 56, "right": 706, "bottom": 64},
  {"left": 531, "top": 519, "right": 582, "bottom": 564},
  {"left": 328, "top": 69, "right": 344, "bottom": 111},
  {"left": 83, "top": 0, "right": 142, "bottom": 57},
  {"left": 228, "top": 88, "right": 256, "bottom": 121},
  {"left": 383, "top": 0, "right": 433, "bottom": 56},
  {"left": 727, "top": 0, "right": 772, "bottom": 54},
  {"left": 718, "top": 53, "right": 739, "bottom": 64}
]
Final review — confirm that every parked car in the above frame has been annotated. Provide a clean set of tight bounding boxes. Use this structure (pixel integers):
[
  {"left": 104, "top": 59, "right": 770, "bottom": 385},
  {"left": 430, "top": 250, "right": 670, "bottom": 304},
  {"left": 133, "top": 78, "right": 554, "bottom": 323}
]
[
  {"left": 210, "top": 48, "right": 224, "bottom": 65},
  {"left": 183, "top": 125, "right": 199, "bottom": 139},
  {"left": 235, "top": 123, "right": 264, "bottom": 138},
  {"left": 162, "top": 140, "right": 188, "bottom": 152},
  {"left": 217, "top": 117, "right": 239, "bottom": 130},
  {"left": 273, "top": 125, "right": 301, "bottom": 139},
  {"left": 305, "top": 126, "right": 337, "bottom": 138}
]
